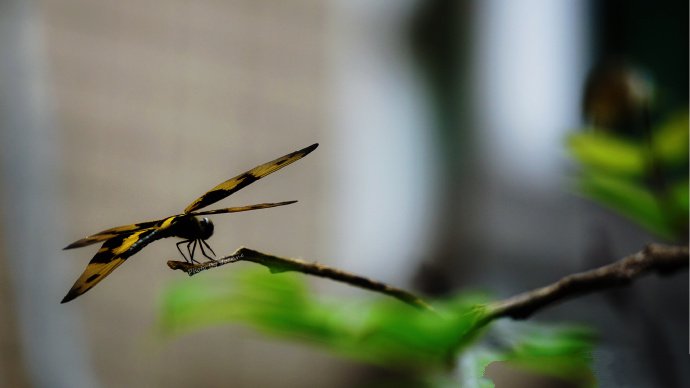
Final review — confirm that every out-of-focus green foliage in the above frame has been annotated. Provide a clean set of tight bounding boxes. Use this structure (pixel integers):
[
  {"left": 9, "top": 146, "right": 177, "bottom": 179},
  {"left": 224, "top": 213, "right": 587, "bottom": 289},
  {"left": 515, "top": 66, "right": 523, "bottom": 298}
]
[
  {"left": 576, "top": 171, "right": 673, "bottom": 238},
  {"left": 670, "top": 180, "right": 689, "bottom": 216},
  {"left": 159, "top": 266, "right": 489, "bottom": 369},
  {"left": 568, "top": 131, "right": 646, "bottom": 176},
  {"left": 501, "top": 326, "right": 595, "bottom": 386},
  {"left": 568, "top": 110, "right": 689, "bottom": 241},
  {"left": 158, "top": 267, "right": 595, "bottom": 386},
  {"left": 458, "top": 347, "right": 506, "bottom": 388},
  {"left": 461, "top": 325, "right": 596, "bottom": 388},
  {"left": 652, "top": 112, "right": 690, "bottom": 166}
]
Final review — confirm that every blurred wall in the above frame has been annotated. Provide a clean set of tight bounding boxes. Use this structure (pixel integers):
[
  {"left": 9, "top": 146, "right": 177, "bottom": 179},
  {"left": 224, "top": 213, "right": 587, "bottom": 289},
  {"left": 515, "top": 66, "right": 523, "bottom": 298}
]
[
  {"left": 1, "top": 0, "right": 439, "bottom": 385},
  {"left": 3, "top": 0, "right": 349, "bottom": 387},
  {"left": 327, "top": 0, "right": 437, "bottom": 286},
  {"left": 0, "top": 1, "right": 97, "bottom": 386}
]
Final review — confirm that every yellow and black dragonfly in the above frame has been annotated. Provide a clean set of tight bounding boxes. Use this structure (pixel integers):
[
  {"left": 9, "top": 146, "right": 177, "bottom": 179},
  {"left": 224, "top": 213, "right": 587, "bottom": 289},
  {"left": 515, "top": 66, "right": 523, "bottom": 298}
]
[{"left": 62, "top": 143, "right": 318, "bottom": 303}]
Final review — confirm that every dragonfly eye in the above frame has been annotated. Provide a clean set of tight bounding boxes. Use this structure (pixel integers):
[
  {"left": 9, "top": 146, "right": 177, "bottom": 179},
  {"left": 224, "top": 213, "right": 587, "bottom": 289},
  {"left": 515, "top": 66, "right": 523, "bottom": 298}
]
[{"left": 199, "top": 217, "right": 214, "bottom": 239}]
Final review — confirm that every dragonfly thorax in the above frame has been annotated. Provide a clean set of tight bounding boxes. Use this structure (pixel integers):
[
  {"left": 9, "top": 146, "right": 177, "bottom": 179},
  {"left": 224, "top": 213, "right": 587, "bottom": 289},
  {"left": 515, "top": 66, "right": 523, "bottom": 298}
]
[{"left": 171, "top": 215, "right": 214, "bottom": 240}]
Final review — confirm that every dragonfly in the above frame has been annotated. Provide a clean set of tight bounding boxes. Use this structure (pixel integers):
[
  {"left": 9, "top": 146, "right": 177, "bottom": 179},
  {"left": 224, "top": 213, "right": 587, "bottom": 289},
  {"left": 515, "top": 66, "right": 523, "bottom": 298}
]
[{"left": 61, "top": 143, "right": 318, "bottom": 303}]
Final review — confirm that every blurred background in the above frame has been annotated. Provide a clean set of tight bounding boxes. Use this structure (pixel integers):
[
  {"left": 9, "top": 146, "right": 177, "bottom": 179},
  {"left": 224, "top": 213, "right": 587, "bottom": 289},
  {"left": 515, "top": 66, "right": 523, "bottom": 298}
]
[{"left": 0, "top": 0, "right": 687, "bottom": 387}]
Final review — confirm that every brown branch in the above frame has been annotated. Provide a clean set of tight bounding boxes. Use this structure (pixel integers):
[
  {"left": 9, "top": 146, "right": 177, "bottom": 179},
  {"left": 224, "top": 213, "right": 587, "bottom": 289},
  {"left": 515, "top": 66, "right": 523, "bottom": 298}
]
[
  {"left": 167, "top": 247, "right": 436, "bottom": 312},
  {"left": 482, "top": 243, "right": 688, "bottom": 323},
  {"left": 167, "top": 243, "right": 688, "bottom": 323}
]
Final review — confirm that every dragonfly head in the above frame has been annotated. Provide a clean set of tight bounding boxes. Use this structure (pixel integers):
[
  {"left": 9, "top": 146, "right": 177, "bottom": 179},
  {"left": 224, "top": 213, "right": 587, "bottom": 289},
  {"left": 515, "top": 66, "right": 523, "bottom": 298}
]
[{"left": 198, "top": 217, "right": 214, "bottom": 240}]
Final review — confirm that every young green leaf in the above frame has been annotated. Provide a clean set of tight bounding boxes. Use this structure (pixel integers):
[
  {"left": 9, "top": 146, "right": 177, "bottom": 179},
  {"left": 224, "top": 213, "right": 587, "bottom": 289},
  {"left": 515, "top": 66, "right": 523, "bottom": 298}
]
[
  {"left": 652, "top": 111, "right": 689, "bottom": 167},
  {"left": 501, "top": 326, "right": 596, "bottom": 387},
  {"left": 568, "top": 131, "right": 646, "bottom": 176},
  {"left": 574, "top": 172, "right": 675, "bottom": 239}
]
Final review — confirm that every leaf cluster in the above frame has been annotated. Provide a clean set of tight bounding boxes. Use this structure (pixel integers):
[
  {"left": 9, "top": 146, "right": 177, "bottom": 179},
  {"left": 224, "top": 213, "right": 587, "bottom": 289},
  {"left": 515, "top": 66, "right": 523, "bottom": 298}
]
[
  {"left": 567, "top": 110, "right": 689, "bottom": 240},
  {"left": 158, "top": 267, "right": 595, "bottom": 386}
]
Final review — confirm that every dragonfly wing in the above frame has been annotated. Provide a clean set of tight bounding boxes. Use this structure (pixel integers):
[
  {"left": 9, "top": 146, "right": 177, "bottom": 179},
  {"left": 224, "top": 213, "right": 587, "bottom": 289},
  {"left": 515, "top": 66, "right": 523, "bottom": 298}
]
[
  {"left": 64, "top": 219, "right": 161, "bottom": 250},
  {"left": 61, "top": 257, "right": 127, "bottom": 304},
  {"left": 61, "top": 222, "right": 172, "bottom": 303},
  {"left": 190, "top": 201, "right": 297, "bottom": 216},
  {"left": 183, "top": 143, "right": 318, "bottom": 213}
]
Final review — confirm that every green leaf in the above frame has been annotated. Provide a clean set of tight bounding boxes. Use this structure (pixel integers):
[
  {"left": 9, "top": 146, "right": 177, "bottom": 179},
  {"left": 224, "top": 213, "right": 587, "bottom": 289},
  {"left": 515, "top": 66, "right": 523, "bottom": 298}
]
[
  {"left": 159, "top": 267, "right": 491, "bottom": 368},
  {"left": 670, "top": 180, "right": 689, "bottom": 216},
  {"left": 158, "top": 270, "right": 598, "bottom": 386},
  {"left": 574, "top": 172, "right": 675, "bottom": 239},
  {"left": 568, "top": 131, "right": 646, "bottom": 176},
  {"left": 459, "top": 324, "right": 596, "bottom": 388},
  {"left": 652, "top": 111, "right": 689, "bottom": 167},
  {"left": 503, "top": 326, "right": 596, "bottom": 387}
]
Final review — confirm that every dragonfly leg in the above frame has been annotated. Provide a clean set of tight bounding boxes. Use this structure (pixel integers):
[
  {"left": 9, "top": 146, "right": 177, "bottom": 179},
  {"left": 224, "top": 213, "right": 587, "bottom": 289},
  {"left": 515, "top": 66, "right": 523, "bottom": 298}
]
[
  {"left": 176, "top": 240, "right": 191, "bottom": 263},
  {"left": 200, "top": 238, "right": 216, "bottom": 256},
  {"left": 187, "top": 239, "right": 201, "bottom": 264},
  {"left": 198, "top": 239, "right": 217, "bottom": 262}
]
